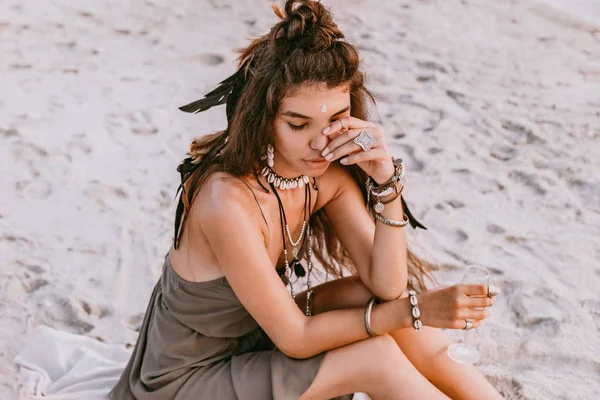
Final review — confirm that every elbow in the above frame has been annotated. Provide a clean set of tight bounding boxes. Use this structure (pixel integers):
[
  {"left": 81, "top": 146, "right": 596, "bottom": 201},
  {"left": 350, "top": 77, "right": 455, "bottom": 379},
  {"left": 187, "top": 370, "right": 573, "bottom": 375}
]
[
  {"left": 272, "top": 322, "right": 312, "bottom": 360},
  {"left": 278, "top": 339, "right": 312, "bottom": 360},
  {"left": 372, "top": 279, "right": 408, "bottom": 302}
]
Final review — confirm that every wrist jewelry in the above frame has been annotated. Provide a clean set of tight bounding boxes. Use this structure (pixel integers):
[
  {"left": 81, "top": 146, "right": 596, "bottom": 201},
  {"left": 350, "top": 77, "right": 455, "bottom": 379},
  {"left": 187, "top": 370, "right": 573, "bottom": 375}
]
[
  {"left": 364, "top": 297, "right": 379, "bottom": 337},
  {"left": 366, "top": 157, "right": 406, "bottom": 214},
  {"left": 371, "top": 210, "right": 410, "bottom": 228},
  {"left": 408, "top": 290, "right": 422, "bottom": 331}
]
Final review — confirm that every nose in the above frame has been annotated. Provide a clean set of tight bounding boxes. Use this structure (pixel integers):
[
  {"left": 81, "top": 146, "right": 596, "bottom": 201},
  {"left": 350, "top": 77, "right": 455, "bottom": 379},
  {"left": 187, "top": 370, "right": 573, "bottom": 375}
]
[{"left": 309, "top": 130, "right": 329, "bottom": 152}]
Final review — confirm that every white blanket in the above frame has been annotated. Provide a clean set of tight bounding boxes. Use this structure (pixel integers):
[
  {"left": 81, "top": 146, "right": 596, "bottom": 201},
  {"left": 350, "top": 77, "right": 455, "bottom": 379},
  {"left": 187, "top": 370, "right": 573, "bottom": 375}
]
[
  {"left": 14, "top": 325, "right": 131, "bottom": 400},
  {"left": 15, "top": 325, "right": 369, "bottom": 400}
]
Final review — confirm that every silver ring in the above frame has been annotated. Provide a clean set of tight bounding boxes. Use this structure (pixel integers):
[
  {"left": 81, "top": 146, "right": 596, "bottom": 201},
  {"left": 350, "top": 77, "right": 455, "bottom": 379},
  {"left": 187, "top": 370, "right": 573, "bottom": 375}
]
[
  {"left": 353, "top": 130, "right": 377, "bottom": 152},
  {"left": 463, "top": 320, "right": 473, "bottom": 330},
  {"left": 339, "top": 119, "right": 345, "bottom": 129}
]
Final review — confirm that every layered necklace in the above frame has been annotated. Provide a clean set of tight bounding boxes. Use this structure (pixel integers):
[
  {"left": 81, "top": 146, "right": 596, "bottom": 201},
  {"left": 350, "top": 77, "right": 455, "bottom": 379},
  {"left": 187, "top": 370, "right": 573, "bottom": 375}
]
[{"left": 269, "top": 177, "right": 314, "bottom": 317}]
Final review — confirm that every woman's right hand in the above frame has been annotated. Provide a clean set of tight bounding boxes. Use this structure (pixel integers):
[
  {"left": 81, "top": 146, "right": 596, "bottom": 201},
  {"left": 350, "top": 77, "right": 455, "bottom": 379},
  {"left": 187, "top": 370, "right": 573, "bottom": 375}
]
[{"left": 414, "top": 284, "right": 499, "bottom": 330}]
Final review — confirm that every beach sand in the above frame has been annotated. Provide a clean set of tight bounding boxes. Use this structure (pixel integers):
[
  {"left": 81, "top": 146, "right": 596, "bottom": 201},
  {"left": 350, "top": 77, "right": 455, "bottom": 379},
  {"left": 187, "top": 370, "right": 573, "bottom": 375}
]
[{"left": 1, "top": 0, "right": 599, "bottom": 398}]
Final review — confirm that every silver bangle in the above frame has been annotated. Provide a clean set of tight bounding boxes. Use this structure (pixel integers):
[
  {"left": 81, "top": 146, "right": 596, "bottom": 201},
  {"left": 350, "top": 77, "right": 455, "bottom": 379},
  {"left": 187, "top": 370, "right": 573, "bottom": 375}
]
[
  {"left": 364, "top": 297, "right": 378, "bottom": 337},
  {"left": 371, "top": 210, "right": 409, "bottom": 228},
  {"left": 408, "top": 290, "right": 422, "bottom": 331}
]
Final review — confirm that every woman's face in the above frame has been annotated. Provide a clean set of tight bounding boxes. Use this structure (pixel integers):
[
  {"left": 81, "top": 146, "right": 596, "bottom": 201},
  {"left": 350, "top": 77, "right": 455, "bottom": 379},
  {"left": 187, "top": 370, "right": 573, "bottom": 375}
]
[{"left": 272, "top": 82, "right": 351, "bottom": 177}]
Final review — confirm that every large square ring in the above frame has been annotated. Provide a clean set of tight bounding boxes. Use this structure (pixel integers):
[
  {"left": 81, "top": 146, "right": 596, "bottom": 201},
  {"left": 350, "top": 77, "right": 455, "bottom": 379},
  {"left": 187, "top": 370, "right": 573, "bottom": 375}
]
[{"left": 353, "top": 130, "right": 377, "bottom": 152}]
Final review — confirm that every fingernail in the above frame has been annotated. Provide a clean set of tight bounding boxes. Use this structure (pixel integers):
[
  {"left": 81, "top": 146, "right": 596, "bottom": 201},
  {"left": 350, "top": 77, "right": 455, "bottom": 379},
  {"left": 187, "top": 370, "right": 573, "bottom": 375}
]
[
  {"left": 325, "top": 153, "right": 333, "bottom": 161},
  {"left": 322, "top": 126, "right": 330, "bottom": 134},
  {"left": 488, "top": 285, "right": 502, "bottom": 296},
  {"left": 321, "top": 148, "right": 329, "bottom": 157},
  {"left": 340, "top": 157, "right": 348, "bottom": 164}
]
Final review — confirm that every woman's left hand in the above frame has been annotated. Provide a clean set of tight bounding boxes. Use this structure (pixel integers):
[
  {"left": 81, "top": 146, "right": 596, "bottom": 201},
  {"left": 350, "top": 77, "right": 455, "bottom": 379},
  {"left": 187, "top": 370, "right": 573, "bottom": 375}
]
[{"left": 321, "top": 116, "right": 394, "bottom": 184}]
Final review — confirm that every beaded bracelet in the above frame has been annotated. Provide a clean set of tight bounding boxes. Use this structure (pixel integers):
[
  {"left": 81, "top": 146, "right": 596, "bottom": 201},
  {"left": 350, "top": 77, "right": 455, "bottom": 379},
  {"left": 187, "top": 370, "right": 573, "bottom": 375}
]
[{"left": 408, "top": 290, "right": 422, "bottom": 331}]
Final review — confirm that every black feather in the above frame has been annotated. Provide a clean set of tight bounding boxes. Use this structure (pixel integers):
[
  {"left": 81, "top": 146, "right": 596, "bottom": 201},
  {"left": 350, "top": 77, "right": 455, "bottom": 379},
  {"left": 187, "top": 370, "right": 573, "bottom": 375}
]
[{"left": 401, "top": 196, "right": 427, "bottom": 230}]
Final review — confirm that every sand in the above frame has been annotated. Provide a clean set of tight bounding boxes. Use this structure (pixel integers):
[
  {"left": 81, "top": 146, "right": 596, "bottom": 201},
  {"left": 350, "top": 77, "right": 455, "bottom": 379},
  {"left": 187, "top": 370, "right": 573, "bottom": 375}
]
[{"left": 1, "top": 0, "right": 599, "bottom": 398}]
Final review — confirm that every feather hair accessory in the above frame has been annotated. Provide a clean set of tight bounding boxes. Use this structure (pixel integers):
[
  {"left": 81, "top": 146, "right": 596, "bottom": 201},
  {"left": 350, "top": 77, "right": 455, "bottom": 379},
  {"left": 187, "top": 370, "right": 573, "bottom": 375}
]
[{"left": 178, "top": 55, "right": 253, "bottom": 122}]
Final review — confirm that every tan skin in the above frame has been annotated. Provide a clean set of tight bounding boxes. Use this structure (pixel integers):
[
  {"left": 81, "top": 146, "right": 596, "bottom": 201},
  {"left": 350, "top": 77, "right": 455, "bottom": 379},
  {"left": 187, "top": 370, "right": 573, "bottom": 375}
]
[{"left": 170, "top": 83, "right": 504, "bottom": 399}]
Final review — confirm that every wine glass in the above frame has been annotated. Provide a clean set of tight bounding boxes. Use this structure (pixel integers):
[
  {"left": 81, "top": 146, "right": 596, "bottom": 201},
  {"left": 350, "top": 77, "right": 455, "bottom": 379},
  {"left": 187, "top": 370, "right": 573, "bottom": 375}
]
[{"left": 447, "top": 265, "right": 490, "bottom": 364}]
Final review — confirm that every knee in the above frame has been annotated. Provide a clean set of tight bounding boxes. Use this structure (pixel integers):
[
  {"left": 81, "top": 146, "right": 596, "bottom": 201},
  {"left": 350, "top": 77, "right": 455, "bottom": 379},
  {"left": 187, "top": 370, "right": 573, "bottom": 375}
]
[{"left": 366, "top": 334, "right": 407, "bottom": 371}]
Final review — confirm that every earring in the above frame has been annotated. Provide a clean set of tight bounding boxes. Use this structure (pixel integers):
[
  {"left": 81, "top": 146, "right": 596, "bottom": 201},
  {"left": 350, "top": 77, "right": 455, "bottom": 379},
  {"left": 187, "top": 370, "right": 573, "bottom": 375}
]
[{"left": 266, "top": 143, "right": 275, "bottom": 167}]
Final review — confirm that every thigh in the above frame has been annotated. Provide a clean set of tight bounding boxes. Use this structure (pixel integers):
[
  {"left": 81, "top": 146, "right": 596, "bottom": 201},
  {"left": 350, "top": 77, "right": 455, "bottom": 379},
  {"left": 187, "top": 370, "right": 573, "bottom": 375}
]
[{"left": 301, "top": 334, "right": 449, "bottom": 400}]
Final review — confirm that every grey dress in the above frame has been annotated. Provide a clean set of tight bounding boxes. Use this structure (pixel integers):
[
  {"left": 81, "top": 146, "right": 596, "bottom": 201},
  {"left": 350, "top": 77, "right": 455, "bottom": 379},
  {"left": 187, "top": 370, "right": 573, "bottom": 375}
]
[{"left": 110, "top": 254, "right": 354, "bottom": 399}]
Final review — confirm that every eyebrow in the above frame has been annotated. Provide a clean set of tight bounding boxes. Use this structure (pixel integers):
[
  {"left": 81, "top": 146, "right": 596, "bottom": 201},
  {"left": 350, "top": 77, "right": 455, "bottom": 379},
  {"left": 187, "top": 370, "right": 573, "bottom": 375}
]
[{"left": 281, "top": 105, "right": 351, "bottom": 120}]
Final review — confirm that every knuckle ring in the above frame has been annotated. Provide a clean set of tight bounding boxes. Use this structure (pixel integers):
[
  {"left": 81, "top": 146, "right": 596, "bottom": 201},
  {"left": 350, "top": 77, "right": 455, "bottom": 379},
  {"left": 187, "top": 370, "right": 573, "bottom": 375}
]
[
  {"left": 353, "top": 130, "right": 377, "bottom": 152},
  {"left": 339, "top": 119, "right": 345, "bottom": 129},
  {"left": 463, "top": 319, "right": 473, "bottom": 330}
]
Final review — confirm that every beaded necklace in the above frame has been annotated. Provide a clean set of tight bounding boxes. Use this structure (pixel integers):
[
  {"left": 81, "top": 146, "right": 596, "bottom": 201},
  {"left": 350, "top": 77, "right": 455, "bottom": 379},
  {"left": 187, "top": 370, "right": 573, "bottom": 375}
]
[{"left": 270, "top": 181, "right": 314, "bottom": 316}]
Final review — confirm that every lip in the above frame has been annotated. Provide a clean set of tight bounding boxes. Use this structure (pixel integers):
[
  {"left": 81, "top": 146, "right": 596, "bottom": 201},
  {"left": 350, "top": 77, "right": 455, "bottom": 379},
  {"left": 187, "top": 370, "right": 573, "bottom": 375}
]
[
  {"left": 303, "top": 158, "right": 330, "bottom": 168},
  {"left": 305, "top": 157, "right": 327, "bottom": 162}
]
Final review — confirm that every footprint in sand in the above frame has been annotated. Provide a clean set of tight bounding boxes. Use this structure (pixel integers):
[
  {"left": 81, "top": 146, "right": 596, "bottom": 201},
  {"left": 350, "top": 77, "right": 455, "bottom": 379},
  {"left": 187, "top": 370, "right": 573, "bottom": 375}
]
[
  {"left": 393, "top": 144, "right": 424, "bottom": 172},
  {"left": 85, "top": 181, "right": 129, "bottom": 209},
  {"left": 34, "top": 293, "right": 95, "bottom": 334},
  {"left": 487, "top": 224, "right": 506, "bottom": 234},
  {"left": 501, "top": 119, "right": 545, "bottom": 145},
  {"left": 508, "top": 287, "right": 568, "bottom": 337},
  {"left": 488, "top": 376, "right": 526, "bottom": 400},
  {"left": 508, "top": 170, "right": 547, "bottom": 196},
  {"left": 190, "top": 53, "right": 225, "bottom": 66}
]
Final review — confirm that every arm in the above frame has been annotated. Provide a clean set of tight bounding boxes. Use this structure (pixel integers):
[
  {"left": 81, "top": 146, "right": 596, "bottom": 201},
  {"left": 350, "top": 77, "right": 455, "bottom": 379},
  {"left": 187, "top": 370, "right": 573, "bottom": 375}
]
[
  {"left": 195, "top": 175, "right": 414, "bottom": 359},
  {"left": 323, "top": 163, "right": 407, "bottom": 301}
]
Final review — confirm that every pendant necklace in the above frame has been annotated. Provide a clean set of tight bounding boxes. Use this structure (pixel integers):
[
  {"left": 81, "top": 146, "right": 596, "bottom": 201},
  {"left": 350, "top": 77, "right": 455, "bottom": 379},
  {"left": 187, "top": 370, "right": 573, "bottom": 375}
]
[{"left": 270, "top": 180, "right": 314, "bottom": 316}]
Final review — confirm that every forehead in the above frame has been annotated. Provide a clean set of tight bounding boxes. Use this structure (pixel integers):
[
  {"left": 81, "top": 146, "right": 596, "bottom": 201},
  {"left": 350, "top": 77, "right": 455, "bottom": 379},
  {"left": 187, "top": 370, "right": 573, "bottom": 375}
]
[{"left": 280, "top": 83, "right": 350, "bottom": 113}]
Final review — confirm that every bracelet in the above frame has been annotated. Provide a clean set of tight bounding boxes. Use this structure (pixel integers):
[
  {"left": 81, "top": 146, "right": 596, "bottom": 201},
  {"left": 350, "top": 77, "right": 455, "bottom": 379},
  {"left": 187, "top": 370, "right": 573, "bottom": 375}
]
[
  {"left": 408, "top": 290, "right": 422, "bottom": 331},
  {"left": 366, "top": 157, "right": 406, "bottom": 195},
  {"left": 371, "top": 184, "right": 403, "bottom": 213},
  {"left": 381, "top": 192, "right": 401, "bottom": 205},
  {"left": 371, "top": 210, "right": 410, "bottom": 228},
  {"left": 364, "top": 297, "right": 379, "bottom": 337}
]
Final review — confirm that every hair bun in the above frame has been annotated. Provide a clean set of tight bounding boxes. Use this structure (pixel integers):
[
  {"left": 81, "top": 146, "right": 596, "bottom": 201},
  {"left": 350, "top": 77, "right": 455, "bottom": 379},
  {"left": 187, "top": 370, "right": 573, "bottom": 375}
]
[{"left": 271, "top": 0, "right": 344, "bottom": 52}]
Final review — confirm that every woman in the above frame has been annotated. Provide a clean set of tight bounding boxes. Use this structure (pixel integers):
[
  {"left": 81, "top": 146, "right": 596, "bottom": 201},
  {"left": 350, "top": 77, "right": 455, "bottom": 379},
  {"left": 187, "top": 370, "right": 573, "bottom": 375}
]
[{"left": 111, "top": 1, "right": 503, "bottom": 399}]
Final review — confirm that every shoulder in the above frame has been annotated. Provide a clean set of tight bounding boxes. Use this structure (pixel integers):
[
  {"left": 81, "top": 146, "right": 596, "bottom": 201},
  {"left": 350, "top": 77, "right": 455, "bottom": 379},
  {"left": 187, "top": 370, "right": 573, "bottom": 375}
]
[{"left": 193, "top": 172, "right": 268, "bottom": 240}]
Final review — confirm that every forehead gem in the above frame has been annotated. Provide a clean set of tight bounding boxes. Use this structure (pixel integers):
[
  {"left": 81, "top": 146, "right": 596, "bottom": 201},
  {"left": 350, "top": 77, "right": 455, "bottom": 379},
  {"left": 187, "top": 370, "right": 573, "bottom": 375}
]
[{"left": 320, "top": 104, "right": 328, "bottom": 113}]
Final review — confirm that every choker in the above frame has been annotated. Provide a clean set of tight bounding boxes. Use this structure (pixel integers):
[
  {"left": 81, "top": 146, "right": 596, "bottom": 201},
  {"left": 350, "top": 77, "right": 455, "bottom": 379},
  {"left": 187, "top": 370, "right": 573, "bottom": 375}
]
[{"left": 260, "top": 166, "right": 309, "bottom": 191}]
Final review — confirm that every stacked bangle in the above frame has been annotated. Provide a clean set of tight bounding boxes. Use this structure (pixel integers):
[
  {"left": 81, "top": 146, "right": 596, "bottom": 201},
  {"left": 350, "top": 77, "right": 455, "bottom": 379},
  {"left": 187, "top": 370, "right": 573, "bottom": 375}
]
[
  {"left": 408, "top": 290, "right": 422, "bottom": 331},
  {"left": 366, "top": 157, "right": 406, "bottom": 215}
]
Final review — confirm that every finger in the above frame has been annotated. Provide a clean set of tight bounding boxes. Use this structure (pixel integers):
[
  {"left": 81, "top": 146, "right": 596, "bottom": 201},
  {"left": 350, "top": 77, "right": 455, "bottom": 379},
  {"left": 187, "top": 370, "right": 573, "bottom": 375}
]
[
  {"left": 459, "top": 307, "right": 491, "bottom": 321},
  {"left": 460, "top": 284, "right": 489, "bottom": 297},
  {"left": 340, "top": 147, "right": 387, "bottom": 165},
  {"left": 322, "top": 128, "right": 363, "bottom": 158},
  {"left": 488, "top": 284, "right": 502, "bottom": 296},
  {"left": 450, "top": 318, "right": 484, "bottom": 330},
  {"left": 465, "top": 295, "right": 494, "bottom": 308},
  {"left": 325, "top": 139, "right": 364, "bottom": 162},
  {"left": 322, "top": 117, "right": 374, "bottom": 136}
]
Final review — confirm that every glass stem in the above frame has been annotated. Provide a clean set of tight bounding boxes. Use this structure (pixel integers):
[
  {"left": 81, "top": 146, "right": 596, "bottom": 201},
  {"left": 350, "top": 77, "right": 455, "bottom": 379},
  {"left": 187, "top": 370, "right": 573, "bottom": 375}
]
[{"left": 463, "top": 329, "right": 472, "bottom": 347}]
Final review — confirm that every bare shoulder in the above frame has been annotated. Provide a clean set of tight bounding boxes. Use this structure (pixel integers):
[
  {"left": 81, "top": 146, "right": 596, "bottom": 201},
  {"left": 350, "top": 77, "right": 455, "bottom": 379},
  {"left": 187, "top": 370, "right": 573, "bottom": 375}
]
[{"left": 192, "top": 172, "right": 268, "bottom": 243}]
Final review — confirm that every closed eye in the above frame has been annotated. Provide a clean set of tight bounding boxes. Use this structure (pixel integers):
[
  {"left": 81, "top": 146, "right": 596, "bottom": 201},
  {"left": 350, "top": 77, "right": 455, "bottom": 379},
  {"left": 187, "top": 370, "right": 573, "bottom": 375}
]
[{"left": 288, "top": 123, "right": 307, "bottom": 131}]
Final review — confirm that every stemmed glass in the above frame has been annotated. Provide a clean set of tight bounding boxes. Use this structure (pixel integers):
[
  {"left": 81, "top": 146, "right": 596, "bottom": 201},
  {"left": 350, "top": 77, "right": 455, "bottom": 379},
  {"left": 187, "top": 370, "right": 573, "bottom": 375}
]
[{"left": 447, "top": 265, "right": 490, "bottom": 364}]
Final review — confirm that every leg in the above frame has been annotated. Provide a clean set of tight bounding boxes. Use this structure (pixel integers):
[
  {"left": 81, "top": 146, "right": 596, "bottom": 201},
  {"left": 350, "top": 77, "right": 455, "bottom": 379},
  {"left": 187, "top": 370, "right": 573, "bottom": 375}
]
[
  {"left": 296, "top": 276, "right": 503, "bottom": 399},
  {"left": 300, "top": 334, "right": 450, "bottom": 400},
  {"left": 389, "top": 322, "right": 504, "bottom": 400}
]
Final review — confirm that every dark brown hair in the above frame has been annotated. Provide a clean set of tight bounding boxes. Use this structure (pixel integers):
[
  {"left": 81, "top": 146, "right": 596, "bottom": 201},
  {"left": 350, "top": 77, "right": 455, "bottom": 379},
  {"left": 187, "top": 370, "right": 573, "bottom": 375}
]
[{"left": 176, "top": 0, "right": 434, "bottom": 292}]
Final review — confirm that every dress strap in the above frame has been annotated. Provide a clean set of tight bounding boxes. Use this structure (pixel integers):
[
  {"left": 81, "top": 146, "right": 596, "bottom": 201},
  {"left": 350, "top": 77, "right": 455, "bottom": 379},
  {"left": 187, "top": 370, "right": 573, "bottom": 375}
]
[{"left": 231, "top": 176, "right": 270, "bottom": 238}]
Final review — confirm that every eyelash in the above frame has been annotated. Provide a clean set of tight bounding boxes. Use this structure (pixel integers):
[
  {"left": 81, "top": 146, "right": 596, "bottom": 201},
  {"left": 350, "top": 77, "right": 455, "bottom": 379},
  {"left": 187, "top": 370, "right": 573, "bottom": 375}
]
[
  {"left": 288, "top": 116, "right": 347, "bottom": 132},
  {"left": 288, "top": 123, "right": 307, "bottom": 131}
]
